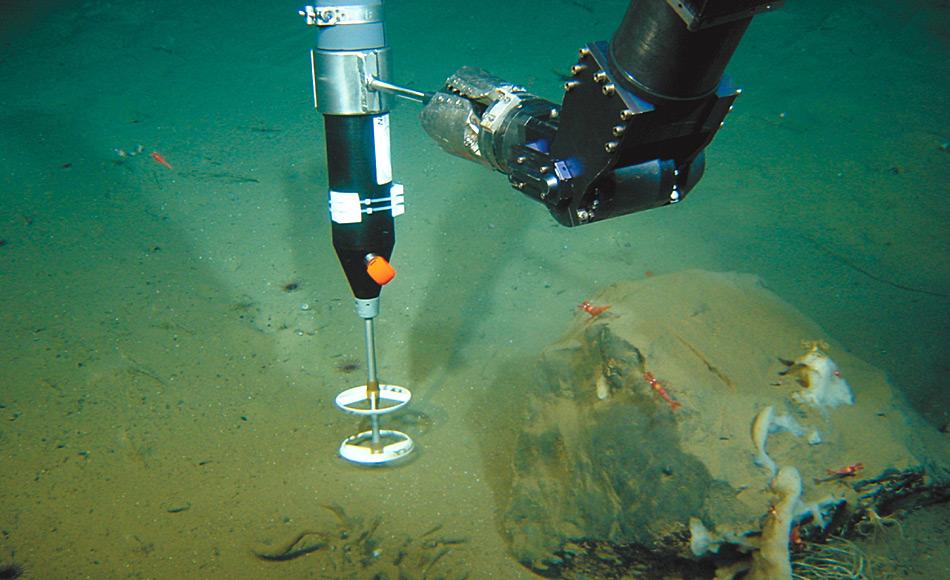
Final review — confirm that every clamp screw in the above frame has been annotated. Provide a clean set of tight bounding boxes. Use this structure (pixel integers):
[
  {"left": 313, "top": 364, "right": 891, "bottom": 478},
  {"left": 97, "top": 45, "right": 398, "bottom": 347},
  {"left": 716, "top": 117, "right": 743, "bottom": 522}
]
[
  {"left": 602, "top": 83, "right": 616, "bottom": 96},
  {"left": 604, "top": 141, "right": 619, "bottom": 153},
  {"left": 299, "top": 5, "right": 337, "bottom": 26},
  {"left": 564, "top": 80, "right": 581, "bottom": 92},
  {"left": 620, "top": 109, "right": 635, "bottom": 121},
  {"left": 611, "top": 125, "right": 626, "bottom": 137},
  {"left": 593, "top": 71, "right": 608, "bottom": 83},
  {"left": 578, "top": 47, "right": 591, "bottom": 58},
  {"left": 571, "top": 64, "right": 587, "bottom": 76}
]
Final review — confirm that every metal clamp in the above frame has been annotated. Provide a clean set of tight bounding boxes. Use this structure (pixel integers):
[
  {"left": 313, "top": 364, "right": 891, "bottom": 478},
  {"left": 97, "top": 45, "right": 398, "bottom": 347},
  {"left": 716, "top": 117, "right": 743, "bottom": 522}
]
[
  {"left": 299, "top": 3, "right": 383, "bottom": 27},
  {"left": 311, "top": 48, "right": 391, "bottom": 114},
  {"left": 480, "top": 89, "right": 525, "bottom": 135},
  {"left": 329, "top": 183, "right": 405, "bottom": 224}
]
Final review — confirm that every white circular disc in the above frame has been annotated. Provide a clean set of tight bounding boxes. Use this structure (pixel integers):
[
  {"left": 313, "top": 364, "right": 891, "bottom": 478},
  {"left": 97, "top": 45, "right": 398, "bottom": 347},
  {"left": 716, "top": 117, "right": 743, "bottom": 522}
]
[
  {"left": 339, "top": 429, "right": 414, "bottom": 464},
  {"left": 335, "top": 384, "right": 411, "bottom": 416}
]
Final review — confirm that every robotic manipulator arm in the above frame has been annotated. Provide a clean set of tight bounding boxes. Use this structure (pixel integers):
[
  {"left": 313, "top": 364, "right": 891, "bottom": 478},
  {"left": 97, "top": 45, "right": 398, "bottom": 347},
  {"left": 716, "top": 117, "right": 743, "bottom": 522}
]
[
  {"left": 300, "top": 0, "right": 782, "bottom": 313},
  {"left": 420, "top": 0, "right": 783, "bottom": 226}
]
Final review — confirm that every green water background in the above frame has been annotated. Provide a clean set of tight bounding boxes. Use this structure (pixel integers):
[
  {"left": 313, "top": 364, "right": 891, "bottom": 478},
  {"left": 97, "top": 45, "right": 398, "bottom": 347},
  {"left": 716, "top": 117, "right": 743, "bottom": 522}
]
[{"left": 1, "top": 0, "right": 946, "bottom": 576}]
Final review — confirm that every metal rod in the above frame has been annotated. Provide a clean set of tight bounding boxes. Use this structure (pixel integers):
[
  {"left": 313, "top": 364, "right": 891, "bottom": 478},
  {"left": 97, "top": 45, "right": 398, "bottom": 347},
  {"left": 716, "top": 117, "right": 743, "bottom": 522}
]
[
  {"left": 364, "top": 317, "right": 381, "bottom": 446},
  {"left": 364, "top": 317, "right": 378, "bottom": 383},
  {"left": 368, "top": 77, "right": 432, "bottom": 104}
]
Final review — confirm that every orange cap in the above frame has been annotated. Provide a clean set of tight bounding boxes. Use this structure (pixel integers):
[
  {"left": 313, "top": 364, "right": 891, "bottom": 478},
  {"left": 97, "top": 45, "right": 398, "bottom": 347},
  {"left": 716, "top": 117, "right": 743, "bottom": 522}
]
[{"left": 366, "top": 255, "right": 396, "bottom": 285}]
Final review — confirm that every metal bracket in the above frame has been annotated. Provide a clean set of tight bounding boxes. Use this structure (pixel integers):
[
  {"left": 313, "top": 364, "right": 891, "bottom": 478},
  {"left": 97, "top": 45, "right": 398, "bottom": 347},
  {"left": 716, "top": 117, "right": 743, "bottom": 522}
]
[
  {"left": 663, "top": 0, "right": 783, "bottom": 31},
  {"left": 312, "top": 48, "right": 391, "bottom": 114}
]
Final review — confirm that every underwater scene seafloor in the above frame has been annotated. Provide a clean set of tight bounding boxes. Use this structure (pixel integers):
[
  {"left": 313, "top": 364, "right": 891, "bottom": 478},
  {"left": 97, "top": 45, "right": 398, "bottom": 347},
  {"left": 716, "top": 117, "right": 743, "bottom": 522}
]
[{"left": 1, "top": 0, "right": 947, "bottom": 578}]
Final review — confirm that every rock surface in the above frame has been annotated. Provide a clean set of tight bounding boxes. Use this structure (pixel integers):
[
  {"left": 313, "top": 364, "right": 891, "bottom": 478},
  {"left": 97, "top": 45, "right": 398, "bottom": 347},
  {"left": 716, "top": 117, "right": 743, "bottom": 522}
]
[{"left": 502, "top": 270, "right": 947, "bottom": 576}]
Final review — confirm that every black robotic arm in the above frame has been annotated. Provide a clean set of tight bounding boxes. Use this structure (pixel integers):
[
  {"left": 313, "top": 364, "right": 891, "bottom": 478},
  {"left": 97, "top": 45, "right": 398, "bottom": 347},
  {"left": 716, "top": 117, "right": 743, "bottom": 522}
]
[{"left": 420, "top": 0, "right": 783, "bottom": 226}]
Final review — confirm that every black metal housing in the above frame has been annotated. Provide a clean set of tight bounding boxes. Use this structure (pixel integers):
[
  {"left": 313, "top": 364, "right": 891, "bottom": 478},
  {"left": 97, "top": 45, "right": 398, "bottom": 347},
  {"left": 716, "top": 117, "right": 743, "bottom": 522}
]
[
  {"left": 516, "top": 0, "right": 762, "bottom": 226},
  {"left": 325, "top": 114, "right": 395, "bottom": 299},
  {"left": 610, "top": 0, "right": 751, "bottom": 100}
]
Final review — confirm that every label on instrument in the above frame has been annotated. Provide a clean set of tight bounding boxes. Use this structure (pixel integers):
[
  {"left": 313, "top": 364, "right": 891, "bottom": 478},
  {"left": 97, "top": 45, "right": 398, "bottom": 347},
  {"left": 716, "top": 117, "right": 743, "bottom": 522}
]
[
  {"left": 373, "top": 114, "right": 392, "bottom": 185},
  {"left": 329, "top": 190, "right": 362, "bottom": 224}
]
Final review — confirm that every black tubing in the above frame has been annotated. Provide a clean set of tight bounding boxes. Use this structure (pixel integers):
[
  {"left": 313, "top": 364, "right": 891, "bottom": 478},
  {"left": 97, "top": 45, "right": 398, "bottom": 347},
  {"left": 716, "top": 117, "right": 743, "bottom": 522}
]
[{"left": 609, "top": 0, "right": 750, "bottom": 100}]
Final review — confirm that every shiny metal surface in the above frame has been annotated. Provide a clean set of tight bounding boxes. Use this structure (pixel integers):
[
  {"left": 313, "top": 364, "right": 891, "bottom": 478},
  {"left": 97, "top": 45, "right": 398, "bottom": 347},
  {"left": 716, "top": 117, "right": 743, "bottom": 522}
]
[{"left": 312, "top": 48, "right": 391, "bottom": 114}]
